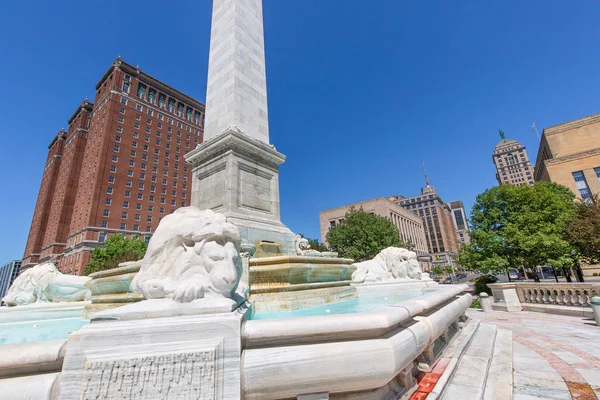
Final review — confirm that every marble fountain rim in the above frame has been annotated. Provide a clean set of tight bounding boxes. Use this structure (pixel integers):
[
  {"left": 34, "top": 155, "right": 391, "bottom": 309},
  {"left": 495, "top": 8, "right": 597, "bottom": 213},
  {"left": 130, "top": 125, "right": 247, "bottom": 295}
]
[{"left": 242, "top": 284, "right": 468, "bottom": 348}]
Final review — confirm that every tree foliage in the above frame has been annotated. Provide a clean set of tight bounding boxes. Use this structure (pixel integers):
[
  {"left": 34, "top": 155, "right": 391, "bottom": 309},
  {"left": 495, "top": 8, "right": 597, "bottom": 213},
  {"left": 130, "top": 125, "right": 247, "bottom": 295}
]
[
  {"left": 83, "top": 234, "right": 147, "bottom": 276},
  {"left": 326, "top": 207, "right": 406, "bottom": 262},
  {"left": 458, "top": 182, "right": 576, "bottom": 276},
  {"left": 564, "top": 195, "right": 600, "bottom": 264}
]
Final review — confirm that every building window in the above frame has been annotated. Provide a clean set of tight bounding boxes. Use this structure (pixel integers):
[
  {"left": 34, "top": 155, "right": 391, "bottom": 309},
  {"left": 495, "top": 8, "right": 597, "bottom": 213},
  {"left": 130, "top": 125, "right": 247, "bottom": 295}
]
[
  {"left": 105, "top": 198, "right": 112, "bottom": 205},
  {"left": 110, "top": 166, "right": 116, "bottom": 172},
  {"left": 122, "top": 74, "right": 131, "bottom": 93},
  {"left": 113, "top": 145, "right": 120, "bottom": 152},
  {"left": 136, "top": 104, "right": 143, "bottom": 112},
  {"left": 120, "top": 223, "right": 126, "bottom": 230},
  {"left": 120, "top": 97, "right": 127, "bottom": 105},
  {"left": 573, "top": 171, "right": 591, "bottom": 199},
  {"left": 126, "top": 180, "right": 132, "bottom": 187},
  {"left": 103, "top": 209, "right": 110, "bottom": 217},
  {"left": 116, "top": 126, "right": 123, "bottom": 133},
  {"left": 99, "top": 231, "right": 107, "bottom": 242},
  {"left": 125, "top": 190, "right": 131, "bottom": 197},
  {"left": 107, "top": 187, "right": 113, "bottom": 194},
  {"left": 147, "top": 216, "right": 153, "bottom": 222},
  {"left": 168, "top": 98, "right": 175, "bottom": 113},
  {"left": 135, "top": 214, "right": 140, "bottom": 221},
  {"left": 112, "top": 155, "right": 118, "bottom": 162},
  {"left": 133, "top": 224, "right": 139, "bottom": 231},
  {"left": 148, "top": 205, "right": 154, "bottom": 212},
  {"left": 115, "top": 135, "right": 121, "bottom": 142},
  {"left": 177, "top": 102, "right": 184, "bottom": 117},
  {"left": 146, "top": 226, "right": 152, "bottom": 232},
  {"left": 330, "top": 221, "right": 336, "bottom": 228},
  {"left": 138, "top": 193, "right": 143, "bottom": 200},
  {"left": 122, "top": 212, "right": 128, "bottom": 219},
  {"left": 137, "top": 83, "right": 147, "bottom": 100},
  {"left": 108, "top": 176, "right": 115, "bottom": 184},
  {"left": 158, "top": 93, "right": 166, "bottom": 109},
  {"left": 132, "top": 141, "right": 137, "bottom": 148},
  {"left": 595, "top": 167, "right": 600, "bottom": 181},
  {"left": 123, "top": 201, "right": 129, "bottom": 208},
  {"left": 148, "top": 88, "right": 157, "bottom": 104},
  {"left": 120, "top": 107, "right": 126, "bottom": 114}
]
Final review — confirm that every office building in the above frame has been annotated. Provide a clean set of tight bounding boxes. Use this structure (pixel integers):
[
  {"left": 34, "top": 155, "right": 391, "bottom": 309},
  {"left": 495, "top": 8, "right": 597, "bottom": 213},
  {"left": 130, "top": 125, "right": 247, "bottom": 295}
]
[
  {"left": 22, "top": 58, "right": 205, "bottom": 274},
  {"left": 450, "top": 201, "right": 470, "bottom": 245},
  {"left": 389, "top": 178, "right": 463, "bottom": 268},
  {"left": 319, "top": 197, "right": 430, "bottom": 269},
  {"left": 493, "top": 131, "right": 535, "bottom": 186},
  {"left": 0, "top": 260, "right": 22, "bottom": 299},
  {"left": 534, "top": 112, "right": 600, "bottom": 200}
]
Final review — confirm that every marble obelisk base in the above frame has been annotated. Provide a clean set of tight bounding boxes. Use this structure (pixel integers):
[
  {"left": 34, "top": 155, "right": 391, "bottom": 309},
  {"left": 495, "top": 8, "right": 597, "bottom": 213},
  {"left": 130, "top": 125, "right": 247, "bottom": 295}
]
[
  {"left": 185, "top": 127, "right": 296, "bottom": 254},
  {"left": 58, "top": 310, "right": 245, "bottom": 400}
]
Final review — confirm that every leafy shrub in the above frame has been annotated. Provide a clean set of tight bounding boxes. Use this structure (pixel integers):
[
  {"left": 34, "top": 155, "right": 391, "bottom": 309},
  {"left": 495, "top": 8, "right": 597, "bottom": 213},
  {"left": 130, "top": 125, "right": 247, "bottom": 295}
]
[
  {"left": 474, "top": 275, "right": 498, "bottom": 296},
  {"left": 470, "top": 298, "right": 481, "bottom": 308},
  {"left": 594, "top": 272, "right": 599, "bottom": 277}
]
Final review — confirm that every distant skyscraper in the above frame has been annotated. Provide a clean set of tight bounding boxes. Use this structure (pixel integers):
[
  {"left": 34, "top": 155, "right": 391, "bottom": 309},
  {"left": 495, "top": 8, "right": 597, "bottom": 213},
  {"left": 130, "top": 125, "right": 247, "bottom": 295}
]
[
  {"left": 493, "top": 130, "right": 535, "bottom": 186},
  {"left": 449, "top": 201, "right": 470, "bottom": 245},
  {"left": 22, "top": 58, "right": 205, "bottom": 274},
  {"left": 0, "top": 260, "right": 21, "bottom": 299},
  {"left": 389, "top": 169, "right": 464, "bottom": 268}
]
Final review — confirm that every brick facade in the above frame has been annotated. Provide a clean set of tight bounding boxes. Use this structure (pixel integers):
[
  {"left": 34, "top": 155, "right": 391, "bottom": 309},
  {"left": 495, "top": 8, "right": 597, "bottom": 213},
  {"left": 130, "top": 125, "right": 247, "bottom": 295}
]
[{"left": 22, "top": 58, "right": 205, "bottom": 274}]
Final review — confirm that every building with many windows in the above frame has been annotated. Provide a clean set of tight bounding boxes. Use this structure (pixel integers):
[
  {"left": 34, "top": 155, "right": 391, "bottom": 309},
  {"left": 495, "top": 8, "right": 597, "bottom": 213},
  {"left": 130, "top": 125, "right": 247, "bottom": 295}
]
[
  {"left": 389, "top": 181, "right": 464, "bottom": 268},
  {"left": 22, "top": 58, "right": 205, "bottom": 274},
  {"left": 450, "top": 201, "right": 470, "bottom": 245},
  {"left": 534, "top": 112, "right": 600, "bottom": 201},
  {"left": 0, "top": 260, "right": 22, "bottom": 299},
  {"left": 492, "top": 131, "right": 535, "bottom": 186},
  {"left": 319, "top": 197, "right": 430, "bottom": 269}
]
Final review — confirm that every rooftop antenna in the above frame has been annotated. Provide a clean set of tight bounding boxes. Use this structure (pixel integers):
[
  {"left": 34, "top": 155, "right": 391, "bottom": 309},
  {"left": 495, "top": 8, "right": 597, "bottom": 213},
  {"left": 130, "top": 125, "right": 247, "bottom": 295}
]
[{"left": 423, "top": 161, "right": 430, "bottom": 187}]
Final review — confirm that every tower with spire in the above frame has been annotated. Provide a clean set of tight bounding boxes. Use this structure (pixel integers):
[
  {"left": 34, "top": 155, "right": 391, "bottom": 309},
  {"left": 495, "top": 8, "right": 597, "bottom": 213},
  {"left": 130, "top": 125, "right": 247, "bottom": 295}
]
[{"left": 492, "top": 130, "right": 535, "bottom": 186}]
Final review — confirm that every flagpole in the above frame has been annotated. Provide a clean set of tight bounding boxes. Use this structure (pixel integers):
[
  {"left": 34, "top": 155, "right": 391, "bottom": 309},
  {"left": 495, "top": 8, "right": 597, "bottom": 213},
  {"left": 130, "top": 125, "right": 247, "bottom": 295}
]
[{"left": 532, "top": 120, "right": 541, "bottom": 140}]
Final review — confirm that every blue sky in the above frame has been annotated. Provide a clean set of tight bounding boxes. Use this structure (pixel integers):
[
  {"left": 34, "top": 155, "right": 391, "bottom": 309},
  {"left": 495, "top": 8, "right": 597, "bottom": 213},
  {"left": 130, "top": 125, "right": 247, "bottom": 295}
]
[{"left": 1, "top": 0, "right": 599, "bottom": 263}]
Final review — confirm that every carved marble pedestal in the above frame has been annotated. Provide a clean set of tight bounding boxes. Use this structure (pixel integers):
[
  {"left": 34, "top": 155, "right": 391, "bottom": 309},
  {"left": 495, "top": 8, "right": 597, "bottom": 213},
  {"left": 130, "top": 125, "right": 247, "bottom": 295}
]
[
  {"left": 58, "top": 310, "right": 245, "bottom": 399},
  {"left": 185, "top": 128, "right": 296, "bottom": 253}
]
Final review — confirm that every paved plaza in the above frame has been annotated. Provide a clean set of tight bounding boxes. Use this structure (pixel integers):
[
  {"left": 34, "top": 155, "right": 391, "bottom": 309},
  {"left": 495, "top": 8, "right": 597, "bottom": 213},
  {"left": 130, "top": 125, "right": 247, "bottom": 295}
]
[{"left": 427, "top": 309, "right": 600, "bottom": 399}]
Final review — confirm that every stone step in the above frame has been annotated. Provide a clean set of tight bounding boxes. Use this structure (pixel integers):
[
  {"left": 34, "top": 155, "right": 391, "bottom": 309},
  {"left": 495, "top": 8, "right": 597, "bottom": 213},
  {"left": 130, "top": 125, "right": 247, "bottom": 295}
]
[
  {"left": 426, "top": 319, "right": 480, "bottom": 399},
  {"left": 437, "top": 322, "right": 498, "bottom": 400},
  {"left": 483, "top": 329, "right": 513, "bottom": 400}
]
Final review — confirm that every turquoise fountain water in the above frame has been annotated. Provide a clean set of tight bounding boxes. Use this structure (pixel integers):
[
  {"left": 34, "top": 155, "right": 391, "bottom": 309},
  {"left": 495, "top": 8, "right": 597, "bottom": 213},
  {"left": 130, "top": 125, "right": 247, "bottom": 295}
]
[
  {"left": 0, "top": 317, "right": 90, "bottom": 345},
  {"left": 249, "top": 291, "right": 423, "bottom": 320}
]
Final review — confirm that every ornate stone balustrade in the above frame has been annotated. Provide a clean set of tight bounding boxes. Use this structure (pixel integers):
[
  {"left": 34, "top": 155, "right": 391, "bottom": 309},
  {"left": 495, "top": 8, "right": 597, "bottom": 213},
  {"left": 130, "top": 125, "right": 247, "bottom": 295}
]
[
  {"left": 488, "top": 282, "right": 600, "bottom": 317},
  {"left": 515, "top": 283, "right": 600, "bottom": 307}
]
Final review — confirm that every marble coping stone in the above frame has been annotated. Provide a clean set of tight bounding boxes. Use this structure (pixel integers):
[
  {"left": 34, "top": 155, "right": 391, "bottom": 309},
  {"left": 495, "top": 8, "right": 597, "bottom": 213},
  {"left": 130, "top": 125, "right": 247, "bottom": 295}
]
[
  {"left": 0, "top": 339, "right": 66, "bottom": 379},
  {"left": 0, "top": 302, "right": 89, "bottom": 323},
  {"left": 249, "top": 285, "right": 357, "bottom": 313},
  {"left": 242, "top": 292, "right": 472, "bottom": 399},
  {"left": 249, "top": 255, "right": 356, "bottom": 293},
  {"left": 86, "top": 272, "right": 138, "bottom": 296},
  {"left": 0, "top": 372, "right": 60, "bottom": 400},
  {"left": 243, "top": 284, "right": 468, "bottom": 347},
  {"left": 87, "top": 263, "right": 141, "bottom": 279}
]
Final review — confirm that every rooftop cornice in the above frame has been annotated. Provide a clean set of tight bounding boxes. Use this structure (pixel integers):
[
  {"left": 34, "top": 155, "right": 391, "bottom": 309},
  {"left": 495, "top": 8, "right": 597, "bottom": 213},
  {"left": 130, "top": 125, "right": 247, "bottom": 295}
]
[
  {"left": 67, "top": 99, "right": 94, "bottom": 125},
  {"left": 98, "top": 58, "right": 205, "bottom": 111},
  {"left": 543, "top": 112, "right": 600, "bottom": 136},
  {"left": 544, "top": 147, "right": 600, "bottom": 166}
]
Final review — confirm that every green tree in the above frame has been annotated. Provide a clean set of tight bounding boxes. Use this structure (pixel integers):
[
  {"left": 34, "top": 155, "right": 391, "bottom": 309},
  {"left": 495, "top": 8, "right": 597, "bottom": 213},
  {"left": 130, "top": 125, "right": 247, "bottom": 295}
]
[
  {"left": 458, "top": 182, "right": 576, "bottom": 281},
  {"left": 431, "top": 265, "right": 444, "bottom": 278},
  {"left": 326, "top": 207, "right": 405, "bottom": 262},
  {"left": 565, "top": 195, "right": 600, "bottom": 265},
  {"left": 83, "top": 234, "right": 147, "bottom": 276}
]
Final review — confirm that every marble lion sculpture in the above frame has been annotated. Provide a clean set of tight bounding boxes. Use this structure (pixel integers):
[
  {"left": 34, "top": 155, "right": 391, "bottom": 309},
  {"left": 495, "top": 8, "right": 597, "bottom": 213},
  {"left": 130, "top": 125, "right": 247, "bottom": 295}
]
[
  {"left": 130, "top": 207, "right": 244, "bottom": 303},
  {"left": 2, "top": 262, "right": 91, "bottom": 306},
  {"left": 351, "top": 247, "right": 424, "bottom": 283}
]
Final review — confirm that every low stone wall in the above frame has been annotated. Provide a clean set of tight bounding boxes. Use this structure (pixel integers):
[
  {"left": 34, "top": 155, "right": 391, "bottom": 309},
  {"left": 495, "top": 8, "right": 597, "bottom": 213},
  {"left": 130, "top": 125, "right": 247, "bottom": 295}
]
[
  {"left": 242, "top": 285, "right": 471, "bottom": 399},
  {"left": 488, "top": 282, "right": 599, "bottom": 317}
]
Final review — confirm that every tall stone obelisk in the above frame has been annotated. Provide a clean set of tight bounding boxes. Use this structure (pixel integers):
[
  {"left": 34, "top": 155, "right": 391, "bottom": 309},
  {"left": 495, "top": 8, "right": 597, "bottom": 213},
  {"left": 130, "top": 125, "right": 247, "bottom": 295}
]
[{"left": 186, "top": 0, "right": 295, "bottom": 253}]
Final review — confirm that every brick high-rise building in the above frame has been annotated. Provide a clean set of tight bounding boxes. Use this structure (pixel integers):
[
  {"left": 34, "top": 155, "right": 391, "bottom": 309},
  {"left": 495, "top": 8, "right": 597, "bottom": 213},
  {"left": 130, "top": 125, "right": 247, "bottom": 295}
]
[
  {"left": 493, "top": 130, "right": 535, "bottom": 186},
  {"left": 22, "top": 58, "right": 205, "bottom": 274},
  {"left": 389, "top": 173, "right": 463, "bottom": 268}
]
